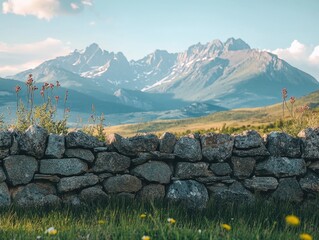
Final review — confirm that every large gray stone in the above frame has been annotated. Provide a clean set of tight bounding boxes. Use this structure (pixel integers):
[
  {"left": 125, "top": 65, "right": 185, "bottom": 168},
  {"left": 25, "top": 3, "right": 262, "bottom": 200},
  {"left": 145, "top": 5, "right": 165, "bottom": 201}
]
[
  {"left": 93, "top": 152, "right": 130, "bottom": 173},
  {"left": 65, "top": 148, "right": 95, "bottom": 163},
  {"left": 57, "top": 174, "right": 99, "bottom": 193},
  {"left": 266, "top": 132, "right": 301, "bottom": 158},
  {"left": 0, "top": 149, "right": 9, "bottom": 160},
  {"left": 231, "top": 157, "right": 256, "bottom": 179},
  {"left": 159, "top": 132, "right": 176, "bottom": 153},
  {"left": 209, "top": 163, "right": 232, "bottom": 176},
  {"left": 166, "top": 180, "right": 208, "bottom": 209},
  {"left": 103, "top": 174, "right": 142, "bottom": 193},
  {"left": 18, "top": 125, "right": 48, "bottom": 159},
  {"left": 201, "top": 133, "right": 234, "bottom": 162},
  {"left": 298, "top": 128, "right": 319, "bottom": 160},
  {"left": 234, "top": 130, "right": 263, "bottom": 149},
  {"left": 232, "top": 145, "right": 270, "bottom": 158},
  {"left": 299, "top": 172, "right": 319, "bottom": 192},
  {"left": 137, "top": 184, "right": 165, "bottom": 201},
  {"left": 45, "top": 134, "right": 65, "bottom": 159},
  {"left": 0, "top": 182, "right": 11, "bottom": 207},
  {"left": 174, "top": 135, "right": 202, "bottom": 162},
  {"left": 271, "top": 178, "right": 303, "bottom": 202},
  {"left": 80, "top": 186, "right": 109, "bottom": 203},
  {"left": 0, "top": 167, "right": 7, "bottom": 183},
  {"left": 210, "top": 181, "right": 255, "bottom": 204},
  {"left": 4, "top": 155, "right": 38, "bottom": 186},
  {"left": 13, "top": 183, "right": 61, "bottom": 207},
  {"left": 256, "top": 157, "right": 306, "bottom": 177},
  {"left": 40, "top": 158, "right": 88, "bottom": 176},
  {"left": 309, "top": 161, "right": 319, "bottom": 174},
  {"left": 244, "top": 177, "right": 278, "bottom": 191},
  {"left": 66, "top": 130, "right": 104, "bottom": 149},
  {"left": 175, "top": 162, "right": 210, "bottom": 179},
  {"left": 0, "top": 131, "right": 12, "bottom": 148},
  {"left": 131, "top": 161, "right": 172, "bottom": 184}
]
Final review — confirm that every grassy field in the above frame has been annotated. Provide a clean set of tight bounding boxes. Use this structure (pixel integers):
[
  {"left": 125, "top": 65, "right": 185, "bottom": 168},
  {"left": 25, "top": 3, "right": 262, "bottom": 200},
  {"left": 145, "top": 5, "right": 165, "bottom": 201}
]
[
  {"left": 104, "top": 90, "right": 319, "bottom": 137},
  {"left": 0, "top": 198, "right": 318, "bottom": 240}
]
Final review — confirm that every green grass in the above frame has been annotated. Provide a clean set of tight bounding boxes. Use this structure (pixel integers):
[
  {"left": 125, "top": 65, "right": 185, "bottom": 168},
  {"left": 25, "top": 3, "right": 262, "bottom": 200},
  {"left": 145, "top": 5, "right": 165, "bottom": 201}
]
[{"left": 0, "top": 198, "right": 318, "bottom": 240}]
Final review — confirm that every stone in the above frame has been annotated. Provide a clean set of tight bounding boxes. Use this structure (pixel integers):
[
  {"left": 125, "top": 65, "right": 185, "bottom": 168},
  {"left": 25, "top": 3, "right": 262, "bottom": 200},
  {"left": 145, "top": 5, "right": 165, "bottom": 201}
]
[
  {"left": 45, "top": 134, "right": 65, "bottom": 159},
  {"left": 4, "top": 155, "right": 38, "bottom": 186},
  {"left": 18, "top": 125, "right": 48, "bottom": 159},
  {"left": 10, "top": 133, "right": 19, "bottom": 155},
  {"left": 299, "top": 172, "right": 319, "bottom": 192},
  {"left": 93, "top": 152, "right": 130, "bottom": 173},
  {"left": 234, "top": 130, "right": 263, "bottom": 149},
  {"left": 0, "top": 167, "right": 6, "bottom": 182},
  {"left": 231, "top": 157, "right": 256, "bottom": 179},
  {"left": 209, "top": 163, "right": 232, "bottom": 176},
  {"left": 298, "top": 128, "right": 319, "bottom": 160},
  {"left": 98, "top": 173, "right": 113, "bottom": 181},
  {"left": 159, "top": 132, "right": 176, "bottom": 153},
  {"left": 13, "top": 183, "right": 61, "bottom": 207},
  {"left": 174, "top": 135, "right": 202, "bottom": 162},
  {"left": 34, "top": 174, "right": 60, "bottom": 183},
  {"left": 196, "top": 175, "right": 233, "bottom": 185},
  {"left": 266, "top": 132, "right": 301, "bottom": 157},
  {"left": 80, "top": 186, "right": 109, "bottom": 203},
  {"left": 57, "top": 174, "right": 99, "bottom": 193},
  {"left": 66, "top": 130, "right": 104, "bottom": 149},
  {"left": 175, "top": 162, "right": 210, "bottom": 179},
  {"left": 62, "top": 194, "right": 81, "bottom": 206},
  {"left": 0, "top": 131, "right": 12, "bottom": 148},
  {"left": 131, "top": 161, "right": 172, "bottom": 184},
  {"left": 137, "top": 184, "right": 165, "bottom": 201},
  {"left": 201, "top": 133, "right": 234, "bottom": 162},
  {"left": 271, "top": 178, "right": 303, "bottom": 202},
  {"left": 309, "top": 161, "right": 319, "bottom": 174},
  {"left": 0, "top": 149, "right": 9, "bottom": 160},
  {"left": 93, "top": 146, "right": 113, "bottom": 153},
  {"left": 0, "top": 182, "right": 11, "bottom": 207},
  {"left": 255, "top": 157, "right": 306, "bottom": 178},
  {"left": 107, "top": 133, "right": 135, "bottom": 156},
  {"left": 210, "top": 181, "right": 255, "bottom": 204},
  {"left": 166, "top": 180, "right": 209, "bottom": 209},
  {"left": 65, "top": 148, "right": 95, "bottom": 163},
  {"left": 232, "top": 145, "right": 270, "bottom": 158},
  {"left": 116, "top": 192, "right": 135, "bottom": 200},
  {"left": 103, "top": 174, "right": 142, "bottom": 193},
  {"left": 40, "top": 158, "right": 88, "bottom": 176},
  {"left": 132, "top": 152, "right": 175, "bottom": 166},
  {"left": 243, "top": 177, "right": 278, "bottom": 191}
]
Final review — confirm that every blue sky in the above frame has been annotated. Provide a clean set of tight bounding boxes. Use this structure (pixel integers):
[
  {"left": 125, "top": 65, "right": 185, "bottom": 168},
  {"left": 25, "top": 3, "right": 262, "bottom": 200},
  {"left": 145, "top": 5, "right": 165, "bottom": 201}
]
[{"left": 0, "top": 0, "right": 318, "bottom": 79}]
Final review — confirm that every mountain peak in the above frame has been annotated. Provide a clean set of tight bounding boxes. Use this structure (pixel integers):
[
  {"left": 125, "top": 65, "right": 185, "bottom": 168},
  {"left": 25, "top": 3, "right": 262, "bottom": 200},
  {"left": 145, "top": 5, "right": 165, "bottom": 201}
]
[
  {"left": 84, "top": 43, "right": 102, "bottom": 55},
  {"left": 224, "top": 38, "right": 251, "bottom": 51}
]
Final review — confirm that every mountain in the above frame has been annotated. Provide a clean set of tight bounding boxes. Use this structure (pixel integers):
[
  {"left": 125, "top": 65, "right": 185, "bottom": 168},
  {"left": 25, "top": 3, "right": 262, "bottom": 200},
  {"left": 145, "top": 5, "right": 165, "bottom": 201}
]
[{"left": 9, "top": 38, "right": 319, "bottom": 112}]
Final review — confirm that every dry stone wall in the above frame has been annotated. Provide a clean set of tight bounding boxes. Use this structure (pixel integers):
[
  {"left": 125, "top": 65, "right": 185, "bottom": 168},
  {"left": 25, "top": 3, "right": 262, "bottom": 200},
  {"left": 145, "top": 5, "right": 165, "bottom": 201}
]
[{"left": 0, "top": 125, "right": 319, "bottom": 209}]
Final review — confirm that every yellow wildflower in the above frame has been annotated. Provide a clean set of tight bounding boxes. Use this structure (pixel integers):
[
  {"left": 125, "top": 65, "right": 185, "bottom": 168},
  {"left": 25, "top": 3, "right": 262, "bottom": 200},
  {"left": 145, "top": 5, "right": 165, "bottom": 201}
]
[
  {"left": 285, "top": 215, "right": 300, "bottom": 226},
  {"left": 167, "top": 218, "right": 176, "bottom": 224},
  {"left": 45, "top": 227, "right": 58, "bottom": 235},
  {"left": 140, "top": 213, "right": 147, "bottom": 219},
  {"left": 142, "top": 235, "right": 151, "bottom": 240},
  {"left": 299, "top": 233, "right": 313, "bottom": 240},
  {"left": 221, "top": 223, "right": 231, "bottom": 231},
  {"left": 98, "top": 220, "right": 106, "bottom": 224}
]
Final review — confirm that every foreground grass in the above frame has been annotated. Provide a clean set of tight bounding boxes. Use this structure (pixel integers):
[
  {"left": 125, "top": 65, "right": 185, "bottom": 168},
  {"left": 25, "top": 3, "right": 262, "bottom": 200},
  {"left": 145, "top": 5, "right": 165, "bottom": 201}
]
[{"left": 0, "top": 198, "right": 318, "bottom": 240}]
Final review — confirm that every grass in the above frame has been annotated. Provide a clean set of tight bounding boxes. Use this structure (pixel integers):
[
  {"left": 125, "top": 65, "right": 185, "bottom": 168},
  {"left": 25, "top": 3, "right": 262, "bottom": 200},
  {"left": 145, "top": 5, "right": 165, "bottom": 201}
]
[{"left": 0, "top": 198, "right": 318, "bottom": 240}]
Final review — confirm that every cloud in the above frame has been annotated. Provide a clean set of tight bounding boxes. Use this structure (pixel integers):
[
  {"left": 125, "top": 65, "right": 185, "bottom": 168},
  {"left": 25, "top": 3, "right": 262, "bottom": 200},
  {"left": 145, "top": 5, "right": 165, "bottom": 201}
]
[
  {"left": 0, "top": 38, "right": 71, "bottom": 77},
  {"left": 2, "top": 0, "right": 93, "bottom": 20},
  {"left": 271, "top": 40, "right": 319, "bottom": 81}
]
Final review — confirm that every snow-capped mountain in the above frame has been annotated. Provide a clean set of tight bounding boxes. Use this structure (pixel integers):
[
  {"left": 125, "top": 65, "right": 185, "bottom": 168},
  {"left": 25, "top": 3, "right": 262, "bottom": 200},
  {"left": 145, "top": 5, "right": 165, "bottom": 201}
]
[{"left": 10, "top": 38, "right": 319, "bottom": 110}]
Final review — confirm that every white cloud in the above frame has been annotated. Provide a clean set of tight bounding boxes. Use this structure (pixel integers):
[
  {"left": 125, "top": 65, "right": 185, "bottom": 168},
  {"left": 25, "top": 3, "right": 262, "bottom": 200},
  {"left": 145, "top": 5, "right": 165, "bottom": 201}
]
[
  {"left": 271, "top": 40, "right": 319, "bottom": 81},
  {"left": 2, "top": 0, "right": 93, "bottom": 20},
  {"left": 0, "top": 38, "right": 71, "bottom": 77}
]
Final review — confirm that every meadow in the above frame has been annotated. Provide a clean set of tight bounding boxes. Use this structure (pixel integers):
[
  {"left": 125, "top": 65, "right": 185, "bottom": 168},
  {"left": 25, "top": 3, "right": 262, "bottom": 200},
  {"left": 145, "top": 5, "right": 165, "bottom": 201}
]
[{"left": 0, "top": 198, "right": 318, "bottom": 240}]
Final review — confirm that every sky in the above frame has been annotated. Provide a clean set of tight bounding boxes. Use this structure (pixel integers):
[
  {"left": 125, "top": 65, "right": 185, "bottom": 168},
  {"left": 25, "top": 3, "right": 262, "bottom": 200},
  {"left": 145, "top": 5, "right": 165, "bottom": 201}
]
[{"left": 0, "top": 0, "right": 318, "bottom": 80}]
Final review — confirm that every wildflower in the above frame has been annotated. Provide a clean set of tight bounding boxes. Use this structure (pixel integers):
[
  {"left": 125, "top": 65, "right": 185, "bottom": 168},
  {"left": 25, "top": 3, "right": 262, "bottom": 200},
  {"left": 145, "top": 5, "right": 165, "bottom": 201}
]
[
  {"left": 221, "top": 223, "right": 231, "bottom": 231},
  {"left": 49, "top": 83, "right": 54, "bottom": 89},
  {"left": 45, "top": 227, "right": 58, "bottom": 235},
  {"left": 56, "top": 81, "right": 61, "bottom": 87},
  {"left": 299, "top": 233, "right": 313, "bottom": 240},
  {"left": 98, "top": 220, "right": 106, "bottom": 224},
  {"left": 140, "top": 213, "right": 147, "bottom": 219},
  {"left": 15, "top": 85, "right": 21, "bottom": 93},
  {"left": 55, "top": 96, "right": 59, "bottom": 102},
  {"left": 40, "top": 90, "right": 44, "bottom": 97},
  {"left": 282, "top": 88, "right": 287, "bottom": 99},
  {"left": 285, "top": 215, "right": 300, "bottom": 226},
  {"left": 198, "top": 229, "right": 202, "bottom": 234},
  {"left": 167, "top": 218, "right": 176, "bottom": 224},
  {"left": 142, "top": 236, "right": 151, "bottom": 240},
  {"left": 26, "top": 74, "right": 33, "bottom": 85},
  {"left": 33, "top": 86, "right": 38, "bottom": 90},
  {"left": 290, "top": 96, "right": 295, "bottom": 104}
]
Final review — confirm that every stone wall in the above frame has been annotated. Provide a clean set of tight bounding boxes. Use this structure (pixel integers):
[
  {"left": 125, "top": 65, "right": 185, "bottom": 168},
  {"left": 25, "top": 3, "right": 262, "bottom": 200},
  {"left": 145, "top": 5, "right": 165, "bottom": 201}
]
[{"left": 0, "top": 125, "right": 318, "bottom": 209}]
